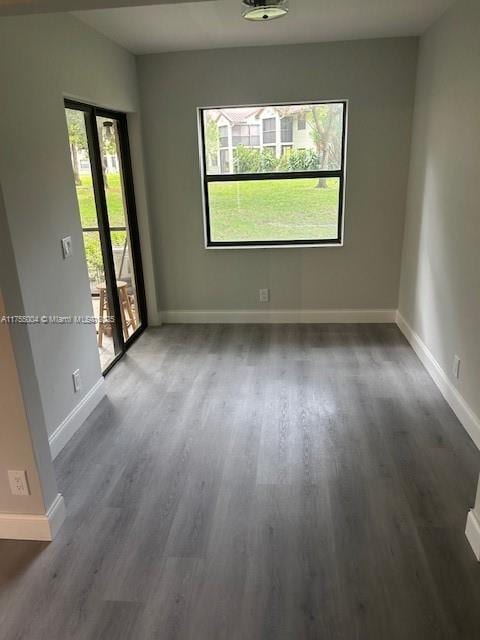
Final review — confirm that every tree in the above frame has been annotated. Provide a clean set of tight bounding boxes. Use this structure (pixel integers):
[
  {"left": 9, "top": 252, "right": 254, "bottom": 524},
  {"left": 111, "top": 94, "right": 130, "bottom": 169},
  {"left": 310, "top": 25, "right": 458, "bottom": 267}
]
[
  {"left": 205, "top": 116, "right": 220, "bottom": 172},
  {"left": 66, "top": 109, "right": 88, "bottom": 186},
  {"left": 308, "top": 104, "right": 343, "bottom": 187}
]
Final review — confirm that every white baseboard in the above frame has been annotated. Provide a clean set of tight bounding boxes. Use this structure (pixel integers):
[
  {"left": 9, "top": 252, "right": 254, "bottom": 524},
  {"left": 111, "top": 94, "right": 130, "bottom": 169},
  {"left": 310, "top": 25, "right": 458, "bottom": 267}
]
[
  {"left": 396, "top": 312, "right": 480, "bottom": 452},
  {"left": 49, "top": 377, "right": 106, "bottom": 459},
  {"left": 396, "top": 312, "right": 480, "bottom": 560},
  {"left": 0, "top": 493, "right": 66, "bottom": 541},
  {"left": 466, "top": 510, "right": 480, "bottom": 561},
  {"left": 148, "top": 310, "right": 163, "bottom": 326},
  {"left": 161, "top": 308, "right": 397, "bottom": 324}
]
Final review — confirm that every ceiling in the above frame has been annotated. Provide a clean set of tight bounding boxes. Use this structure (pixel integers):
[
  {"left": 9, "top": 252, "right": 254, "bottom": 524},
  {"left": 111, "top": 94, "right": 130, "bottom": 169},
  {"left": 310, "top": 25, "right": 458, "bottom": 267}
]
[
  {"left": 73, "top": 0, "right": 454, "bottom": 55},
  {"left": 0, "top": 0, "right": 205, "bottom": 16}
]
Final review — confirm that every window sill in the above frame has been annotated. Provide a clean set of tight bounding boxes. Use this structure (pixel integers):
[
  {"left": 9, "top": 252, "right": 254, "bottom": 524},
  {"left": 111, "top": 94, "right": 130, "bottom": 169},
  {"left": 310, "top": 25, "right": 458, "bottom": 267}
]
[{"left": 205, "top": 241, "right": 344, "bottom": 250}]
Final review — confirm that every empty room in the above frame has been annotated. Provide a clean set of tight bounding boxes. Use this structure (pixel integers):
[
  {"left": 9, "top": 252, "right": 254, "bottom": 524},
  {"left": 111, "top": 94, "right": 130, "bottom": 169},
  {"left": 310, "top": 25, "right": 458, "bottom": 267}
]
[{"left": 1, "top": 0, "right": 480, "bottom": 638}]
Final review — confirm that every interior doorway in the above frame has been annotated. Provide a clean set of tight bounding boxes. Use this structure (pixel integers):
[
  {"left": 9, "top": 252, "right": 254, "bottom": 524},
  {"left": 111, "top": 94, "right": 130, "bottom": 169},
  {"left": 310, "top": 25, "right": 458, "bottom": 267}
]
[{"left": 65, "top": 100, "right": 146, "bottom": 373}]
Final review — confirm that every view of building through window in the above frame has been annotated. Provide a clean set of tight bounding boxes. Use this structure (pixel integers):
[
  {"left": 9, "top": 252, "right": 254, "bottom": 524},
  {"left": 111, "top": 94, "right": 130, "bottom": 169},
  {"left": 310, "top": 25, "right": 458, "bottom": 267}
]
[
  {"left": 200, "top": 101, "right": 347, "bottom": 246},
  {"left": 203, "top": 103, "right": 344, "bottom": 175}
]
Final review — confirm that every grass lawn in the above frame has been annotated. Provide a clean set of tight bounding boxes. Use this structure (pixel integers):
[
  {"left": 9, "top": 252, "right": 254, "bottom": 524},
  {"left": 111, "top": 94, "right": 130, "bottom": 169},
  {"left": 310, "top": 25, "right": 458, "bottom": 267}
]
[
  {"left": 76, "top": 173, "right": 126, "bottom": 229},
  {"left": 208, "top": 178, "right": 339, "bottom": 242},
  {"left": 75, "top": 173, "right": 127, "bottom": 278},
  {"left": 76, "top": 174, "right": 339, "bottom": 246}
]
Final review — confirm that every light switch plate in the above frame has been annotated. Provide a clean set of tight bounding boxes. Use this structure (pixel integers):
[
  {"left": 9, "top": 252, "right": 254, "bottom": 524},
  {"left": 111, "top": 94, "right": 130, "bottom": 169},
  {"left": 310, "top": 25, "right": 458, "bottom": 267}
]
[
  {"left": 72, "top": 369, "right": 82, "bottom": 393},
  {"left": 61, "top": 236, "right": 73, "bottom": 259},
  {"left": 453, "top": 355, "right": 461, "bottom": 379}
]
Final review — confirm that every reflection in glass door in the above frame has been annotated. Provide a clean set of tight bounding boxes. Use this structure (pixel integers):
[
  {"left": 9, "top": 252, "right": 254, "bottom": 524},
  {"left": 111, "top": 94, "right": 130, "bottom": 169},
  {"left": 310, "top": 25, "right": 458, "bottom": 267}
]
[{"left": 65, "top": 102, "right": 146, "bottom": 373}]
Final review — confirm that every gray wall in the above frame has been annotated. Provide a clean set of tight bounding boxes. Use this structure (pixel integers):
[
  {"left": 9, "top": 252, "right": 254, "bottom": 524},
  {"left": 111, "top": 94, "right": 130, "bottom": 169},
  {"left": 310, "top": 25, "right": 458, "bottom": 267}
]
[
  {"left": 0, "top": 12, "right": 155, "bottom": 444},
  {"left": 138, "top": 38, "right": 418, "bottom": 314},
  {"left": 0, "top": 290, "right": 50, "bottom": 514},
  {"left": 398, "top": 0, "right": 480, "bottom": 423},
  {"left": 0, "top": 185, "right": 58, "bottom": 515}
]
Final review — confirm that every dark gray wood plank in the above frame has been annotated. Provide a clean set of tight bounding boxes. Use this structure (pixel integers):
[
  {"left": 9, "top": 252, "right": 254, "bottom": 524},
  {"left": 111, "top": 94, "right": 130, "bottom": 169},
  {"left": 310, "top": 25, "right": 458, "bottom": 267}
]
[{"left": 0, "top": 323, "right": 479, "bottom": 639}]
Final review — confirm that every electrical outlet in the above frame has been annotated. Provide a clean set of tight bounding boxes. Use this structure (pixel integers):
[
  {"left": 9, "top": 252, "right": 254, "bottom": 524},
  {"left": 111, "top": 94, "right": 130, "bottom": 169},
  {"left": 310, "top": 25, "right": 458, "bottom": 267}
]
[
  {"left": 452, "top": 355, "right": 461, "bottom": 379},
  {"left": 61, "top": 236, "right": 73, "bottom": 259},
  {"left": 8, "top": 470, "right": 30, "bottom": 496},
  {"left": 259, "top": 288, "right": 270, "bottom": 303},
  {"left": 72, "top": 369, "right": 82, "bottom": 393}
]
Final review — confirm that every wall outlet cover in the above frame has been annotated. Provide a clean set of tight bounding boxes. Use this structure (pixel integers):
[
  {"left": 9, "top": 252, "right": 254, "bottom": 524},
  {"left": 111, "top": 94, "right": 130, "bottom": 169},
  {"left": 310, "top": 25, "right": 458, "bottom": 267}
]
[
  {"left": 8, "top": 470, "right": 30, "bottom": 496},
  {"left": 259, "top": 288, "right": 270, "bottom": 303}
]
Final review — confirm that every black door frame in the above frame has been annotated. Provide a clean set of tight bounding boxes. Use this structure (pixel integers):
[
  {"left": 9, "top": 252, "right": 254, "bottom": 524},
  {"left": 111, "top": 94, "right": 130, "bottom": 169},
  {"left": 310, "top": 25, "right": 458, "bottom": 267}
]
[{"left": 65, "top": 99, "right": 147, "bottom": 374}]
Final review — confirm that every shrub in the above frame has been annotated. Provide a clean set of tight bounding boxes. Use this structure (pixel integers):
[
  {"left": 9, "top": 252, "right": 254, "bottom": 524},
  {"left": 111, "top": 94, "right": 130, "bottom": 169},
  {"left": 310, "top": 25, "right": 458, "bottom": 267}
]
[
  {"left": 233, "top": 145, "right": 261, "bottom": 173},
  {"left": 259, "top": 149, "right": 278, "bottom": 172},
  {"left": 233, "top": 145, "right": 280, "bottom": 173},
  {"left": 286, "top": 149, "right": 320, "bottom": 171},
  {"left": 83, "top": 234, "right": 104, "bottom": 281},
  {"left": 233, "top": 145, "right": 320, "bottom": 174}
]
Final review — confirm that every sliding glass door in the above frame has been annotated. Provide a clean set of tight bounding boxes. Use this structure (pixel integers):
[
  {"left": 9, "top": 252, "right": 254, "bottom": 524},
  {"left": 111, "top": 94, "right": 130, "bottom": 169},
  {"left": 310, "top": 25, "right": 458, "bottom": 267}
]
[{"left": 65, "top": 101, "right": 146, "bottom": 373}]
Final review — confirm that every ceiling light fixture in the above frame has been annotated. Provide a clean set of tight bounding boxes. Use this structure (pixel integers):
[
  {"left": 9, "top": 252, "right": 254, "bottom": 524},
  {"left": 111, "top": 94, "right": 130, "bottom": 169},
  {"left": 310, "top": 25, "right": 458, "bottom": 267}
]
[{"left": 242, "top": 0, "right": 289, "bottom": 22}]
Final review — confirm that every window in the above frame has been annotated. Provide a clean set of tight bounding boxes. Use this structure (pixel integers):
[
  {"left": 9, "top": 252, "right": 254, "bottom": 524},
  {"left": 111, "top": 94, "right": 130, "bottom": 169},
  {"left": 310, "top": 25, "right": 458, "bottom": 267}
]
[
  {"left": 199, "top": 101, "right": 347, "bottom": 248},
  {"left": 219, "top": 125, "right": 229, "bottom": 148},
  {"left": 232, "top": 124, "right": 260, "bottom": 147},
  {"left": 262, "top": 117, "right": 276, "bottom": 144},
  {"left": 297, "top": 113, "right": 306, "bottom": 130},
  {"left": 220, "top": 148, "right": 230, "bottom": 174},
  {"left": 281, "top": 117, "right": 293, "bottom": 143},
  {"left": 250, "top": 125, "right": 260, "bottom": 147}
]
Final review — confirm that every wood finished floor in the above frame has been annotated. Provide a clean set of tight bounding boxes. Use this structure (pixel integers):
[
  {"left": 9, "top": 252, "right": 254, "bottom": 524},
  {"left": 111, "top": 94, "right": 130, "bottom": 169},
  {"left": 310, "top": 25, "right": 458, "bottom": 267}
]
[{"left": 1, "top": 324, "right": 480, "bottom": 639}]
